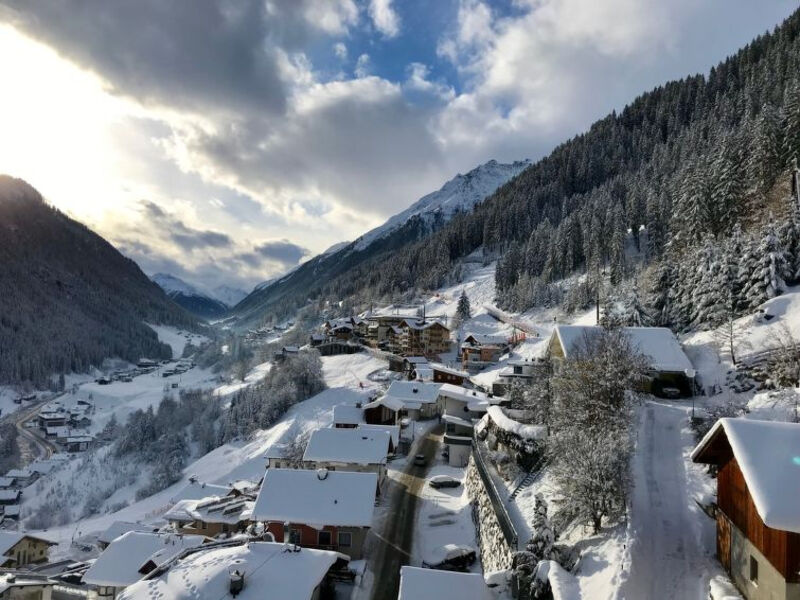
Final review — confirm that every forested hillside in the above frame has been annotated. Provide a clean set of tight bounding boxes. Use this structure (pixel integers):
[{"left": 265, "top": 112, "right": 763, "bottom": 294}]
[
  {"left": 0, "top": 177, "right": 199, "bottom": 385},
  {"left": 235, "top": 8, "right": 800, "bottom": 330}
]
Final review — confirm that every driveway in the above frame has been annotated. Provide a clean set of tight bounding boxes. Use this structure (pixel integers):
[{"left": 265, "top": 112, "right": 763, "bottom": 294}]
[
  {"left": 619, "top": 402, "right": 713, "bottom": 599},
  {"left": 368, "top": 423, "right": 442, "bottom": 600}
]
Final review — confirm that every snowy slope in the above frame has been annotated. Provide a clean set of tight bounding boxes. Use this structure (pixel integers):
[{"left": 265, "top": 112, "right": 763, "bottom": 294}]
[
  {"left": 353, "top": 159, "right": 530, "bottom": 251},
  {"left": 151, "top": 273, "right": 196, "bottom": 296},
  {"left": 211, "top": 285, "right": 248, "bottom": 307},
  {"left": 151, "top": 273, "right": 229, "bottom": 319}
]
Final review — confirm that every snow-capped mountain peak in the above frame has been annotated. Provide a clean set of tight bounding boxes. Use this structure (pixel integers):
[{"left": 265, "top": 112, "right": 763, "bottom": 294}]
[
  {"left": 353, "top": 158, "right": 530, "bottom": 251},
  {"left": 152, "top": 273, "right": 201, "bottom": 297},
  {"left": 211, "top": 285, "right": 248, "bottom": 307}
]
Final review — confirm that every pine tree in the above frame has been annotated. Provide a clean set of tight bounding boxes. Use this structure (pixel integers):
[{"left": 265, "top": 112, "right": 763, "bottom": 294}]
[{"left": 743, "top": 219, "right": 791, "bottom": 308}]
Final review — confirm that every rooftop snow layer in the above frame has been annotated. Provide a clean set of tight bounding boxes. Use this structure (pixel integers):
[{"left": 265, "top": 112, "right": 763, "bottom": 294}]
[
  {"left": 252, "top": 469, "right": 377, "bottom": 528},
  {"left": 117, "top": 541, "right": 341, "bottom": 600},
  {"left": 487, "top": 406, "right": 547, "bottom": 441},
  {"left": 97, "top": 521, "right": 157, "bottom": 546},
  {"left": 384, "top": 381, "right": 442, "bottom": 404},
  {"left": 398, "top": 566, "right": 492, "bottom": 600},
  {"left": 332, "top": 404, "right": 364, "bottom": 426},
  {"left": 170, "top": 480, "right": 232, "bottom": 503},
  {"left": 438, "top": 383, "right": 500, "bottom": 409},
  {"left": 552, "top": 326, "right": 693, "bottom": 373},
  {"left": 358, "top": 424, "right": 400, "bottom": 447},
  {"left": 303, "top": 427, "right": 390, "bottom": 465},
  {"left": 83, "top": 532, "right": 206, "bottom": 587},
  {"left": 692, "top": 418, "right": 800, "bottom": 533}
]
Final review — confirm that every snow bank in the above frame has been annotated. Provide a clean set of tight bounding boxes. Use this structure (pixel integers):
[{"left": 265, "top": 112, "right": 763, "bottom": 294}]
[
  {"left": 537, "top": 561, "right": 582, "bottom": 600},
  {"left": 487, "top": 406, "right": 547, "bottom": 441}
]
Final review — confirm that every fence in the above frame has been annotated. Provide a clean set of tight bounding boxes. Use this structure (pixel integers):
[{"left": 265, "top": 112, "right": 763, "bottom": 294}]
[{"left": 472, "top": 437, "right": 519, "bottom": 550}]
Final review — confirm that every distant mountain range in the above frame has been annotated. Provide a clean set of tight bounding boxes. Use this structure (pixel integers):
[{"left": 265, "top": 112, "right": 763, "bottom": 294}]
[
  {"left": 151, "top": 273, "right": 231, "bottom": 320},
  {"left": 0, "top": 176, "right": 199, "bottom": 385},
  {"left": 230, "top": 159, "right": 529, "bottom": 327}
]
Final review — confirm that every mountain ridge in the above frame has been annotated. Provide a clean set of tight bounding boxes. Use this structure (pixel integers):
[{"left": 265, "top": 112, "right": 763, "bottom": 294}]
[{"left": 0, "top": 176, "right": 200, "bottom": 385}]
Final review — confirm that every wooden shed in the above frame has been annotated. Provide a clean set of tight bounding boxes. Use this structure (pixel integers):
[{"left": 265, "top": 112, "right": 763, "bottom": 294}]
[{"left": 692, "top": 418, "right": 800, "bottom": 600}]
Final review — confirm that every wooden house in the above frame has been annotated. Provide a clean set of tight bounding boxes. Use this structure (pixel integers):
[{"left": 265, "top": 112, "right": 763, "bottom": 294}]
[
  {"left": 252, "top": 469, "right": 376, "bottom": 560},
  {"left": 547, "top": 325, "right": 695, "bottom": 397},
  {"left": 692, "top": 419, "right": 800, "bottom": 600},
  {"left": 460, "top": 333, "right": 509, "bottom": 370},
  {"left": 0, "top": 532, "right": 56, "bottom": 568},
  {"left": 164, "top": 495, "right": 254, "bottom": 538},
  {"left": 302, "top": 428, "right": 391, "bottom": 491}
]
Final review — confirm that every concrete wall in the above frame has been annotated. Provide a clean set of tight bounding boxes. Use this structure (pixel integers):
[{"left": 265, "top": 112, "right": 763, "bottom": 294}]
[
  {"left": 448, "top": 443, "right": 470, "bottom": 467},
  {"left": 465, "top": 458, "right": 514, "bottom": 573},
  {"left": 729, "top": 520, "right": 800, "bottom": 600}
]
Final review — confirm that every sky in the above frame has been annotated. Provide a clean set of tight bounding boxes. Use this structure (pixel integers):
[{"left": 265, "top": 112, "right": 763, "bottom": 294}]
[{"left": 0, "top": 0, "right": 797, "bottom": 294}]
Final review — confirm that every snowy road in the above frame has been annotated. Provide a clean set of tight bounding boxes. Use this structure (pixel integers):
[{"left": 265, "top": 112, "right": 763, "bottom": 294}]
[{"left": 618, "top": 402, "right": 712, "bottom": 600}]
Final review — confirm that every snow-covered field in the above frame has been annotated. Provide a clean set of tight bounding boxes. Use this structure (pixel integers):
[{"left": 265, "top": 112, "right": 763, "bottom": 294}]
[{"left": 146, "top": 324, "right": 209, "bottom": 358}]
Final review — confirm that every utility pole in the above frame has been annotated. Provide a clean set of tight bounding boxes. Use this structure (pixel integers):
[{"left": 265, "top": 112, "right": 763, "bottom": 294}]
[{"left": 595, "top": 259, "right": 601, "bottom": 325}]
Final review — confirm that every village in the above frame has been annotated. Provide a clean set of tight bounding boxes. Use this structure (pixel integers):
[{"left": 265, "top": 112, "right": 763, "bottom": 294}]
[{"left": 0, "top": 270, "right": 794, "bottom": 600}]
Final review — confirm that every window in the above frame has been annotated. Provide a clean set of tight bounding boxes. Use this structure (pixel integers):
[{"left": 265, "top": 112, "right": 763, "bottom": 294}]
[
  {"left": 749, "top": 556, "right": 759, "bottom": 584},
  {"left": 318, "top": 531, "right": 332, "bottom": 546},
  {"left": 289, "top": 528, "right": 302, "bottom": 544},
  {"left": 338, "top": 532, "right": 352, "bottom": 548}
]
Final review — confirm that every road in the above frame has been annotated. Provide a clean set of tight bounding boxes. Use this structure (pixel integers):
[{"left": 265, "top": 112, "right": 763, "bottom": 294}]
[
  {"left": 368, "top": 424, "right": 442, "bottom": 600},
  {"left": 619, "top": 402, "right": 710, "bottom": 599},
  {"left": 2, "top": 400, "right": 56, "bottom": 464}
]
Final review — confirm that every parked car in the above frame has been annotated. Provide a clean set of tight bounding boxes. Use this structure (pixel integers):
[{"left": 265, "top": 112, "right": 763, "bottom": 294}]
[
  {"left": 660, "top": 386, "right": 682, "bottom": 399},
  {"left": 413, "top": 454, "right": 427, "bottom": 467},
  {"left": 428, "top": 475, "right": 461, "bottom": 489},
  {"left": 422, "top": 544, "right": 477, "bottom": 571}
]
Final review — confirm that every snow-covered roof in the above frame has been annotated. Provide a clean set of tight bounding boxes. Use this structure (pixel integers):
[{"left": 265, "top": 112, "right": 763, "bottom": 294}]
[
  {"left": 98, "top": 521, "right": 158, "bottom": 546},
  {"left": 358, "top": 424, "right": 400, "bottom": 447},
  {"left": 384, "top": 381, "right": 442, "bottom": 405},
  {"left": 398, "top": 566, "right": 492, "bottom": 600},
  {"left": 0, "top": 478, "right": 14, "bottom": 487},
  {"left": 332, "top": 404, "right": 364, "bottom": 426},
  {"left": 0, "top": 491, "right": 20, "bottom": 502},
  {"left": 253, "top": 469, "right": 377, "bottom": 528},
  {"left": 163, "top": 496, "right": 254, "bottom": 526},
  {"left": 117, "top": 541, "right": 342, "bottom": 600},
  {"left": 401, "top": 319, "right": 449, "bottom": 331},
  {"left": 0, "top": 574, "right": 56, "bottom": 594},
  {"left": 403, "top": 356, "right": 430, "bottom": 365},
  {"left": 551, "top": 326, "right": 693, "bottom": 373},
  {"left": 303, "top": 428, "right": 390, "bottom": 465},
  {"left": 83, "top": 532, "right": 206, "bottom": 587},
  {"left": 5, "top": 469, "right": 32, "bottom": 479},
  {"left": 170, "top": 480, "right": 232, "bottom": 503},
  {"left": 463, "top": 333, "right": 508, "bottom": 347},
  {"left": 438, "top": 383, "right": 500, "bottom": 410},
  {"left": 0, "top": 532, "right": 55, "bottom": 557},
  {"left": 692, "top": 418, "right": 800, "bottom": 533},
  {"left": 429, "top": 363, "right": 470, "bottom": 378},
  {"left": 487, "top": 406, "right": 547, "bottom": 441}
]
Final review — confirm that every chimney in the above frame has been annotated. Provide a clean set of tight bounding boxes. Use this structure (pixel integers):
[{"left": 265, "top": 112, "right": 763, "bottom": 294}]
[{"left": 229, "top": 568, "right": 245, "bottom": 597}]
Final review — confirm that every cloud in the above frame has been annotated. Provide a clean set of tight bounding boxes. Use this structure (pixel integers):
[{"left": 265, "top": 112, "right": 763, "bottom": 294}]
[
  {"left": 354, "top": 53, "right": 371, "bottom": 78},
  {"left": 369, "top": 0, "right": 400, "bottom": 38},
  {"left": 1, "top": 0, "right": 797, "bottom": 296},
  {"left": 333, "top": 41, "right": 348, "bottom": 60},
  {"left": 252, "top": 239, "right": 310, "bottom": 265},
  {"left": 139, "top": 200, "right": 232, "bottom": 251}
]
